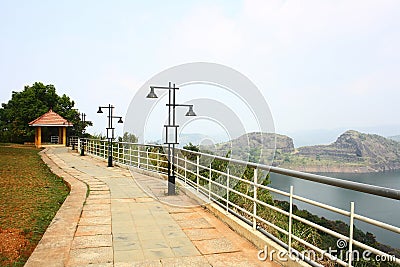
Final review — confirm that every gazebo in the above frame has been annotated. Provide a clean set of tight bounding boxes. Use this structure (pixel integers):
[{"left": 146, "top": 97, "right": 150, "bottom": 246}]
[{"left": 29, "top": 109, "right": 73, "bottom": 148}]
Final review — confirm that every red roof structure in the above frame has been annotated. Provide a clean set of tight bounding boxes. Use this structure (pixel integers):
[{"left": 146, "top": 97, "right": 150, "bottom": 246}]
[{"left": 29, "top": 109, "right": 73, "bottom": 127}]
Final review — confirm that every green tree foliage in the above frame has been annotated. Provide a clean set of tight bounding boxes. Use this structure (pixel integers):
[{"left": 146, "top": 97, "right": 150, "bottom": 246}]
[
  {"left": 119, "top": 132, "right": 138, "bottom": 143},
  {"left": 182, "top": 142, "right": 200, "bottom": 161},
  {"left": 0, "top": 82, "right": 89, "bottom": 143}
]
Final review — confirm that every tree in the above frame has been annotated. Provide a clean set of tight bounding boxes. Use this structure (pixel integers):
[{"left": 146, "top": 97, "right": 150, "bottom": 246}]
[
  {"left": 0, "top": 82, "right": 89, "bottom": 143},
  {"left": 119, "top": 132, "right": 138, "bottom": 143},
  {"left": 182, "top": 142, "right": 200, "bottom": 161}
]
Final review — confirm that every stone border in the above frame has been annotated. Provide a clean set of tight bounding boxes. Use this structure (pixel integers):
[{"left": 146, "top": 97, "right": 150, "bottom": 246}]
[{"left": 25, "top": 148, "right": 87, "bottom": 267}]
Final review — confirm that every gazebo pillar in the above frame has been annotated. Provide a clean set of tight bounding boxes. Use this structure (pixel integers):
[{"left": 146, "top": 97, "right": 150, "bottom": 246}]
[
  {"left": 58, "top": 127, "right": 62, "bottom": 144},
  {"left": 35, "top": 126, "right": 42, "bottom": 148},
  {"left": 62, "top": 127, "right": 67, "bottom": 145}
]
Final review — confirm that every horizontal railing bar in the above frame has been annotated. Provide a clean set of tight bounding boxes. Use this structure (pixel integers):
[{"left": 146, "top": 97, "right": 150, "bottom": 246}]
[
  {"left": 270, "top": 166, "right": 400, "bottom": 201},
  {"left": 353, "top": 214, "right": 400, "bottom": 234},
  {"left": 256, "top": 183, "right": 291, "bottom": 197},
  {"left": 292, "top": 195, "right": 350, "bottom": 217}
]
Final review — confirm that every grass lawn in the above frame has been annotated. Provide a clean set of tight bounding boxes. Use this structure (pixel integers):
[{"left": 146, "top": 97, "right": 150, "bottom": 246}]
[{"left": 0, "top": 144, "right": 69, "bottom": 266}]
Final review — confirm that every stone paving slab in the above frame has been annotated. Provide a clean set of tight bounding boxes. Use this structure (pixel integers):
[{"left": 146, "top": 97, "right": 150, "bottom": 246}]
[{"left": 28, "top": 147, "right": 279, "bottom": 267}]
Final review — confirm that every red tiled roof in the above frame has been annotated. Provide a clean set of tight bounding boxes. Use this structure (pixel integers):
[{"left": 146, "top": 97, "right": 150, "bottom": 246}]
[{"left": 29, "top": 109, "right": 73, "bottom": 126}]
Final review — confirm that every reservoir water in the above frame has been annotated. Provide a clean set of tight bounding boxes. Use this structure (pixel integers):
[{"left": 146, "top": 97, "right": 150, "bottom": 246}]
[{"left": 269, "top": 171, "right": 400, "bottom": 248}]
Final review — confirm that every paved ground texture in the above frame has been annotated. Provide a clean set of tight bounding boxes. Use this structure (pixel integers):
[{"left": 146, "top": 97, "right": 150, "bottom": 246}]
[{"left": 26, "top": 147, "right": 278, "bottom": 267}]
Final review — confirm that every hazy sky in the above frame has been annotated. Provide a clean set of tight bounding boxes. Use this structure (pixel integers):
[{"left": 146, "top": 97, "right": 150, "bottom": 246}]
[{"left": 1, "top": 0, "right": 399, "bottom": 143}]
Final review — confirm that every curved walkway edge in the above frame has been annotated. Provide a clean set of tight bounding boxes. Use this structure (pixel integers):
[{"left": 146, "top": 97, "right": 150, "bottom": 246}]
[{"left": 25, "top": 147, "right": 88, "bottom": 267}]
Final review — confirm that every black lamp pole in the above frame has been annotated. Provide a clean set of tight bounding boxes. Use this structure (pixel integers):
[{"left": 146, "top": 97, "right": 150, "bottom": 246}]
[
  {"left": 80, "top": 113, "right": 87, "bottom": 156},
  {"left": 97, "top": 104, "right": 123, "bottom": 167},
  {"left": 147, "top": 82, "right": 196, "bottom": 195}
]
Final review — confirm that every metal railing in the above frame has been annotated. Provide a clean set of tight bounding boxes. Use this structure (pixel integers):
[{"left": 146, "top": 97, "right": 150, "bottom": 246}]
[
  {"left": 81, "top": 138, "right": 400, "bottom": 266},
  {"left": 68, "top": 136, "right": 79, "bottom": 148},
  {"left": 50, "top": 136, "right": 59, "bottom": 144}
]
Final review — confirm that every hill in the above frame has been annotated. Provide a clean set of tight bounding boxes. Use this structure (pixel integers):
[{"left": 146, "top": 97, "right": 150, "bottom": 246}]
[
  {"left": 202, "top": 132, "right": 294, "bottom": 164},
  {"left": 280, "top": 130, "right": 400, "bottom": 173},
  {"left": 203, "top": 130, "right": 400, "bottom": 173}
]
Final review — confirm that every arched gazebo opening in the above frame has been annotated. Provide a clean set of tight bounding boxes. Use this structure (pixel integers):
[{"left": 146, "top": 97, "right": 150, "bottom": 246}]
[{"left": 28, "top": 109, "right": 73, "bottom": 148}]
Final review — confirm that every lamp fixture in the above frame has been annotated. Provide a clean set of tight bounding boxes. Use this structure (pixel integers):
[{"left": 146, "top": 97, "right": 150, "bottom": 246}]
[
  {"left": 146, "top": 87, "right": 158, "bottom": 98},
  {"left": 185, "top": 106, "right": 196, "bottom": 116}
]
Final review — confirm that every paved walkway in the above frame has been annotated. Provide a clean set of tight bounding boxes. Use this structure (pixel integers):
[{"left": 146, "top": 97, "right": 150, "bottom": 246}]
[{"left": 27, "top": 147, "right": 277, "bottom": 267}]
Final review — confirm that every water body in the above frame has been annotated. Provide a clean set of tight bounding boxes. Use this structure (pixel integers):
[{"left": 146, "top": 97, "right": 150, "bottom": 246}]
[{"left": 269, "top": 171, "right": 400, "bottom": 248}]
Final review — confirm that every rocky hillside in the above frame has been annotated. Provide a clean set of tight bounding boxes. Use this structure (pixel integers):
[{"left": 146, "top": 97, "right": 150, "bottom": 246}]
[
  {"left": 291, "top": 130, "right": 400, "bottom": 172},
  {"left": 200, "top": 130, "right": 400, "bottom": 173},
  {"left": 205, "top": 132, "right": 294, "bottom": 164}
]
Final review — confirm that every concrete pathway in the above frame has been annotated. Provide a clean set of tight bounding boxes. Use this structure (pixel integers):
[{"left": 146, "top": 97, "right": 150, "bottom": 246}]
[{"left": 27, "top": 147, "right": 277, "bottom": 267}]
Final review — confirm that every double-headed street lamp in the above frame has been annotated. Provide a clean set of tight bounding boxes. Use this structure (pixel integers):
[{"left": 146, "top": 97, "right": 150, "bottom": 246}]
[
  {"left": 80, "top": 112, "right": 90, "bottom": 156},
  {"left": 97, "top": 104, "right": 123, "bottom": 167},
  {"left": 147, "top": 82, "right": 196, "bottom": 195}
]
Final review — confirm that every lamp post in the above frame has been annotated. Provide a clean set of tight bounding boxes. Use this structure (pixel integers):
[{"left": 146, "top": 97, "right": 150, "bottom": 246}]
[
  {"left": 97, "top": 104, "right": 123, "bottom": 167},
  {"left": 146, "top": 82, "right": 196, "bottom": 195},
  {"left": 80, "top": 113, "right": 89, "bottom": 156}
]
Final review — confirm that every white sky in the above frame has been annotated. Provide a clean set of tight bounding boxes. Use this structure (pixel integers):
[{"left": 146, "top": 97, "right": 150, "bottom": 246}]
[{"left": 1, "top": 0, "right": 399, "bottom": 141}]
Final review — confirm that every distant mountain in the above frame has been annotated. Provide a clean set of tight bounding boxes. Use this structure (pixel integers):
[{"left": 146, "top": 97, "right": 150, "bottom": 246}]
[
  {"left": 203, "top": 130, "right": 400, "bottom": 173},
  {"left": 280, "top": 130, "right": 400, "bottom": 173},
  {"left": 286, "top": 125, "right": 400, "bottom": 147},
  {"left": 388, "top": 135, "right": 400, "bottom": 142},
  {"left": 192, "top": 130, "right": 400, "bottom": 173},
  {"left": 202, "top": 132, "right": 294, "bottom": 164}
]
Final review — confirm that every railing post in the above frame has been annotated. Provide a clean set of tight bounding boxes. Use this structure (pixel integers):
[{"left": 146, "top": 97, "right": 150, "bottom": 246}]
[
  {"left": 157, "top": 152, "right": 160, "bottom": 172},
  {"left": 184, "top": 156, "right": 187, "bottom": 186},
  {"left": 129, "top": 145, "right": 132, "bottom": 166},
  {"left": 137, "top": 146, "right": 140, "bottom": 168},
  {"left": 253, "top": 168, "right": 258, "bottom": 230},
  {"left": 196, "top": 155, "right": 200, "bottom": 192},
  {"left": 146, "top": 149, "right": 149, "bottom": 169},
  {"left": 122, "top": 143, "right": 125, "bottom": 164},
  {"left": 77, "top": 138, "right": 81, "bottom": 152},
  {"left": 177, "top": 151, "right": 180, "bottom": 178},
  {"left": 348, "top": 202, "right": 355, "bottom": 267},
  {"left": 103, "top": 141, "right": 107, "bottom": 159},
  {"left": 226, "top": 168, "right": 230, "bottom": 213},
  {"left": 118, "top": 142, "right": 121, "bottom": 163},
  {"left": 209, "top": 163, "right": 212, "bottom": 200},
  {"left": 288, "top": 185, "right": 294, "bottom": 256}
]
